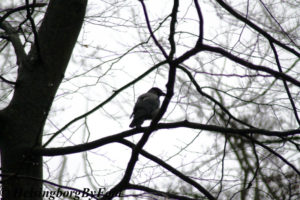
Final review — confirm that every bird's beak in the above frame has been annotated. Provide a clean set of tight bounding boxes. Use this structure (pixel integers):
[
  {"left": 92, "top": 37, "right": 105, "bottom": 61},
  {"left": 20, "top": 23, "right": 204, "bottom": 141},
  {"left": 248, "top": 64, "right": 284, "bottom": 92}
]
[{"left": 161, "top": 92, "right": 166, "bottom": 96}]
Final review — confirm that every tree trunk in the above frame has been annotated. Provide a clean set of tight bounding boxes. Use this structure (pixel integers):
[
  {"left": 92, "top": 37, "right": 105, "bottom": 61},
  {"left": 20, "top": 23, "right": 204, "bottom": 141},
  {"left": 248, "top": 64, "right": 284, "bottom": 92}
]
[{"left": 0, "top": 0, "right": 87, "bottom": 199}]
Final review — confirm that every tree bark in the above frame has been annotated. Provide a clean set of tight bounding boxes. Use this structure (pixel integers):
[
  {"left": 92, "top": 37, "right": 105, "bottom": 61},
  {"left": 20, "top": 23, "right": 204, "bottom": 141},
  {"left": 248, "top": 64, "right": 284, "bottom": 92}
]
[{"left": 0, "top": 0, "right": 87, "bottom": 199}]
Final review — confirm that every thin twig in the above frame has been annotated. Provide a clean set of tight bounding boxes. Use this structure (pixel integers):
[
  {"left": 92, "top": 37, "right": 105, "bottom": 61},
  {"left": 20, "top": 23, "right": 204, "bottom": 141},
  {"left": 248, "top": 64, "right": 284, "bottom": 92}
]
[
  {"left": 0, "top": 75, "right": 16, "bottom": 85},
  {"left": 25, "top": 0, "right": 41, "bottom": 61},
  {"left": 215, "top": 0, "right": 300, "bottom": 58},
  {"left": 0, "top": 3, "right": 47, "bottom": 24},
  {"left": 43, "top": 61, "right": 167, "bottom": 147},
  {"left": 119, "top": 139, "right": 216, "bottom": 200}
]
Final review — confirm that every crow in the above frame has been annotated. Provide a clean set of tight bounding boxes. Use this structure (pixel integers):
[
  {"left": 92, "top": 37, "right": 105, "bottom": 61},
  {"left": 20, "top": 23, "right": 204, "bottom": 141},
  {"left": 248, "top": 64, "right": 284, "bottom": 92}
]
[{"left": 129, "top": 87, "right": 166, "bottom": 128}]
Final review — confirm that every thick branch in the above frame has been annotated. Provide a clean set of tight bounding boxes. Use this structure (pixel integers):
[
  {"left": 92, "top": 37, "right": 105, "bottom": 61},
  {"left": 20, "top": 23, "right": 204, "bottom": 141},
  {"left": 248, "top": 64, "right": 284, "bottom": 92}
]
[
  {"left": 35, "top": 121, "right": 300, "bottom": 157},
  {"left": 168, "top": 0, "right": 179, "bottom": 59},
  {"left": 36, "top": 128, "right": 140, "bottom": 156},
  {"left": 194, "top": 0, "right": 204, "bottom": 45},
  {"left": 0, "top": 21, "right": 27, "bottom": 66},
  {"left": 25, "top": 0, "right": 41, "bottom": 61}
]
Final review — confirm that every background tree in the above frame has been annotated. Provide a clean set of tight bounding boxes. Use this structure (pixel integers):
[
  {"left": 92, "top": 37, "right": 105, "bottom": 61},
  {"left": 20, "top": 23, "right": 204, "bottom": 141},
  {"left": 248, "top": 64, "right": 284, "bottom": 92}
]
[
  {"left": 0, "top": 0, "right": 87, "bottom": 199},
  {"left": 0, "top": 0, "right": 299, "bottom": 200}
]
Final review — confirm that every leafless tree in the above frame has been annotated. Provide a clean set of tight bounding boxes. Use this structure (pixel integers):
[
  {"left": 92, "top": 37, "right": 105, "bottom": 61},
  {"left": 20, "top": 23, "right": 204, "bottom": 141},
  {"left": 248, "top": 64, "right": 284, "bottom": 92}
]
[{"left": 0, "top": 0, "right": 299, "bottom": 200}]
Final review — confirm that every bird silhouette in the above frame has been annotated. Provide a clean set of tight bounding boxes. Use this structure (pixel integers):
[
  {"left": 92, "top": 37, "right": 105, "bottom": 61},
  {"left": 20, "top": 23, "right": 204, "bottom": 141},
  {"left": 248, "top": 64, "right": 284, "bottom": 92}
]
[{"left": 129, "top": 87, "right": 165, "bottom": 128}]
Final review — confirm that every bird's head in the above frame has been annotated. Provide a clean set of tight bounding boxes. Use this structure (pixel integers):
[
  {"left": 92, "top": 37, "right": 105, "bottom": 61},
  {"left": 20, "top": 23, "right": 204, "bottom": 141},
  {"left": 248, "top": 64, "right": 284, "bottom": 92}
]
[{"left": 148, "top": 87, "right": 166, "bottom": 97}]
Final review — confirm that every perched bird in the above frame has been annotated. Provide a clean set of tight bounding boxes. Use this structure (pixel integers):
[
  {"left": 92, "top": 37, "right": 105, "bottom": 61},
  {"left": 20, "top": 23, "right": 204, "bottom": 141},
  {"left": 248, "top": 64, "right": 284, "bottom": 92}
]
[{"left": 129, "top": 87, "right": 166, "bottom": 128}]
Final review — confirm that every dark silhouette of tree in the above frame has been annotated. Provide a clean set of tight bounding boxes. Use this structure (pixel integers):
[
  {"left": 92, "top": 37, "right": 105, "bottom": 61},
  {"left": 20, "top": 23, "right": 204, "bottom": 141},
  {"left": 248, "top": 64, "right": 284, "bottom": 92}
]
[
  {"left": 0, "top": 0, "right": 87, "bottom": 199},
  {"left": 0, "top": 0, "right": 299, "bottom": 200}
]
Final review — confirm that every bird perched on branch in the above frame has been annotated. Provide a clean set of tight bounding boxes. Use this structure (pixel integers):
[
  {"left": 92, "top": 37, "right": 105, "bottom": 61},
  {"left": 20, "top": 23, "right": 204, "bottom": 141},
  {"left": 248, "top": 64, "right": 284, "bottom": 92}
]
[{"left": 129, "top": 87, "right": 166, "bottom": 128}]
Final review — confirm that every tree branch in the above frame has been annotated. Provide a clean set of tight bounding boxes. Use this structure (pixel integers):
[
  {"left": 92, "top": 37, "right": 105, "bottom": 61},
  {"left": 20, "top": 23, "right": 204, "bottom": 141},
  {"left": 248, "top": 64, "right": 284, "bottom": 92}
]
[
  {"left": 177, "top": 65, "right": 254, "bottom": 128},
  {"left": 35, "top": 121, "right": 300, "bottom": 157},
  {"left": 242, "top": 134, "right": 300, "bottom": 176},
  {"left": 0, "top": 75, "right": 16, "bottom": 85},
  {"left": 25, "top": 0, "right": 41, "bottom": 61},
  {"left": 194, "top": 0, "right": 204, "bottom": 45},
  {"left": 139, "top": 0, "right": 169, "bottom": 60},
  {"left": 119, "top": 139, "right": 216, "bottom": 200},
  {"left": 200, "top": 44, "right": 300, "bottom": 87},
  {"left": 42, "top": 61, "right": 166, "bottom": 147},
  {"left": 127, "top": 184, "right": 203, "bottom": 200},
  {"left": 215, "top": 0, "right": 300, "bottom": 58},
  {"left": 102, "top": 2, "right": 179, "bottom": 198},
  {"left": 269, "top": 41, "right": 300, "bottom": 126},
  {"left": 0, "top": 2, "right": 47, "bottom": 24},
  {"left": 0, "top": 21, "right": 28, "bottom": 66},
  {"left": 168, "top": 0, "right": 179, "bottom": 59},
  {"left": 36, "top": 128, "right": 140, "bottom": 156}
]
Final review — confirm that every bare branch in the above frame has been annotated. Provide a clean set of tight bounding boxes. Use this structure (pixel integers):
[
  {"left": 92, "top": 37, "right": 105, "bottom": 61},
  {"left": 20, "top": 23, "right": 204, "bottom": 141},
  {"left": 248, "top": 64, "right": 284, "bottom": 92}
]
[
  {"left": 36, "top": 121, "right": 300, "bottom": 157},
  {"left": 0, "top": 21, "right": 28, "bottom": 66},
  {"left": 243, "top": 134, "right": 300, "bottom": 176},
  {"left": 179, "top": 44, "right": 300, "bottom": 88},
  {"left": 120, "top": 139, "right": 216, "bottom": 200},
  {"left": 269, "top": 41, "right": 300, "bottom": 126},
  {"left": 194, "top": 0, "right": 204, "bottom": 45},
  {"left": 25, "top": 0, "right": 41, "bottom": 61},
  {"left": 139, "top": 0, "right": 169, "bottom": 60},
  {"left": 258, "top": 0, "right": 299, "bottom": 48},
  {"left": 42, "top": 61, "right": 166, "bottom": 147},
  {"left": 168, "top": 0, "right": 179, "bottom": 59},
  {"left": 0, "top": 75, "right": 16, "bottom": 85},
  {"left": 215, "top": 0, "right": 300, "bottom": 58},
  {"left": 127, "top": 184, "right": 204, "bottom": 200},
  {"left": 177, "top": 65, "right": 254, "bottom": 128},
  {"left": 0, "top": 2, "right": 47, "bottom": 24}
]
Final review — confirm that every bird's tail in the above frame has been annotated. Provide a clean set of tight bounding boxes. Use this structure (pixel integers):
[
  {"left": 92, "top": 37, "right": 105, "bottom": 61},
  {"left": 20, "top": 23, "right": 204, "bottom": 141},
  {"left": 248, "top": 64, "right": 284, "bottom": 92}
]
[{"left": 129, "top": 117, "right": 143, "bottom": 128}]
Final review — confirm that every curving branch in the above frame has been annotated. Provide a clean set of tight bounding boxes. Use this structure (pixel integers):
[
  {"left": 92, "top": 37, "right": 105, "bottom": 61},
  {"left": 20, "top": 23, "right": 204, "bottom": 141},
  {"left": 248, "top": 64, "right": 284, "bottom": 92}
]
[
  {"left": 194, "top": 0, "right": 204, "bottom": 45},
  {"left": 269, "top": 41, "right": 300, "bottom": 126},
  {"left": 119, "top": 139, "right": 216, "bottom": 200},
  {"left": 25, "top": 0, "right": 41, "bottom": 61},
  {"left": 200, "top": 44, "right": 300, "bottom": 87},
  {"left": 0, "top": 75, "right": 16, "bottom": 85},
  {"left": 36, "top": 128, "right": 140, "bottom": 156},
  {"left": 242, "top": 134, "right": 300, "bottom": 176},
  {"left": 42, "top": 61, "right": 166, "bottom": 147},
  {"left": 215, "top": 0, "right": 300, "bottom": 58},
  {"left": 0, "top": 2, "right": 47, "bottom": 24},
  {"left": 175, "top": 45, "right": 300, "bottom": 89},
  {"left": 139, "top": 0, "right": 169, "bottom": 60},
  {"left": 177, "top": 65, "right": 254, "bottom": 128},
  {"left": 0, "top": 21, "right": 28, "bottom": 66},
  {"left": 35, "top": 121, "right": 300, "bottom": 157}
]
